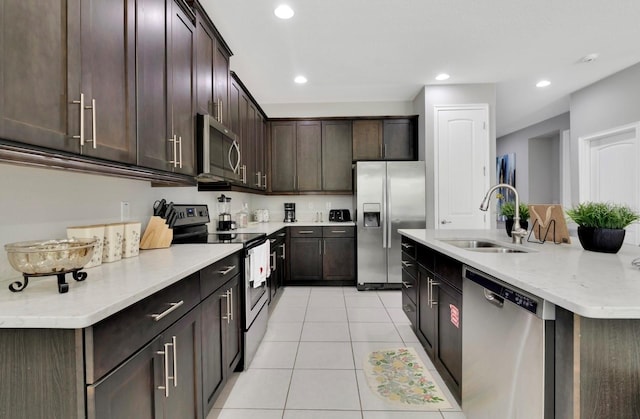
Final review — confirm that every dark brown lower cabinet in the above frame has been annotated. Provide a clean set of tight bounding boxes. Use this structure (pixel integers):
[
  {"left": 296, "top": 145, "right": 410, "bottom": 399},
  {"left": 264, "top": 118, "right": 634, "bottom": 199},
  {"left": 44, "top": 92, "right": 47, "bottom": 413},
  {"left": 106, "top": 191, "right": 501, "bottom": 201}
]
[
  {"left": 417, "top": 266, "right": 437, "bottom": 359},
  {"left": 91, "top": 307, "right": 202, "bottom": 419},
  {"left": 288, "top": 226, "right": 355, "bottom": 283},
  {"left": 435, "top": 279, "right": 462, "bottom": 400},
  {"left": 201, "top": 275, "right": 240, "bottom": 413},
  {"left": 323, "top": 237, "right": 355, "bottom": 280},
  {"left": 290, "top": 237, "right": 323, "bottom": 281}
]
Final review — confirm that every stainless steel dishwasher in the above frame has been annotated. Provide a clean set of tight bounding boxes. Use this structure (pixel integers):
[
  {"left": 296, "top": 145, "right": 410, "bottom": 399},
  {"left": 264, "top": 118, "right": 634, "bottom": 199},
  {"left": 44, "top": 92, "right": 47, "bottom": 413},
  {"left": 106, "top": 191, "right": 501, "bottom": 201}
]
[{"left": 462, "top": 266, "right": 555, "bottom": 419}]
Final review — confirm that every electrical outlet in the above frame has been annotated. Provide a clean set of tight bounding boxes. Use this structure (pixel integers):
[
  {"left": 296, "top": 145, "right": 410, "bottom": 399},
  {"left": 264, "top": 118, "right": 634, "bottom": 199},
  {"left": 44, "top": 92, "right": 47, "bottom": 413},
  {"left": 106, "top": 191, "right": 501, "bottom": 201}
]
[{"left": 120, "top": 201, "right": 130, "bottom": 221}]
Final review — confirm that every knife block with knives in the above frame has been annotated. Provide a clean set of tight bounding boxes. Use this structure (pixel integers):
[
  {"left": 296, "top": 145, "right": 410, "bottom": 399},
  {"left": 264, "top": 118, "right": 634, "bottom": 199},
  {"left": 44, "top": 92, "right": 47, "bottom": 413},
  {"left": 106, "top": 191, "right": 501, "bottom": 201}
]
[{"left": 140, "top": 199, "right": 175, "bottom": 249}]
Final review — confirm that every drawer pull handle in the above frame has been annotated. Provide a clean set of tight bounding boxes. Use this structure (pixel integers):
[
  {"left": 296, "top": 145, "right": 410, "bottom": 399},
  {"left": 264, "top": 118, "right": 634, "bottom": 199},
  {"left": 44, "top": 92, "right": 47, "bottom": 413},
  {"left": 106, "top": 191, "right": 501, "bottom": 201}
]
[
  {"left": 269, "top": 238, "right": 277, "bottom": 244},
  {"left": 217, "top": 265, "right": 236, "bottom": 275},
  {"left": 278, "top": 233, "right": 286, "bottom": 237},
  {"left": 401, "top": 260, "right": 413, "bottom": 268},
  {"left": 401, "top": 280, "right": 413, "bottom": 289},
  {"left": 401, "top": 243, "right": 413, "bottom": 249},
  {"left": 151, "top": 300, "right": 184, "bottom": 322},
  {"left": 331, "top": 230, "right": 346, "bottom": 233},
  {"left": 299, "top": 230, "right": 314, "bottom": 234}
]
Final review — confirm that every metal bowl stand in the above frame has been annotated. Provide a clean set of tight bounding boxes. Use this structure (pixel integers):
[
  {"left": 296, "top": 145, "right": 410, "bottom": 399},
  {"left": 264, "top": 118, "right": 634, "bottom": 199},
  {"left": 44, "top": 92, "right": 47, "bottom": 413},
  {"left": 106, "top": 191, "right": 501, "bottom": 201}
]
[{"left": 9, "top": 269, "right": 88, "bottom": 294}]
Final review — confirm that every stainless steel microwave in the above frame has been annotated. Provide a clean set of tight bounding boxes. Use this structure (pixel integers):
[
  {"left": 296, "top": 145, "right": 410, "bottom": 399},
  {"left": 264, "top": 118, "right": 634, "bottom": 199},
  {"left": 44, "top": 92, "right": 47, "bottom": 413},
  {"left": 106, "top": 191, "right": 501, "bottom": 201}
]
[{"left": 196, "top": 114, "right": 242, "bottom": 183}]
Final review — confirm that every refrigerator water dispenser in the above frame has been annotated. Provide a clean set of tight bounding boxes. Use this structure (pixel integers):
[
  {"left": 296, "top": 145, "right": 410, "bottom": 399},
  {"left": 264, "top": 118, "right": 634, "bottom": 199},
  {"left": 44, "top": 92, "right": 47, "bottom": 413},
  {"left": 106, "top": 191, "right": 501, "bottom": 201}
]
[{"left": 363, "top": 203, "right": 381, "bottom": 227}]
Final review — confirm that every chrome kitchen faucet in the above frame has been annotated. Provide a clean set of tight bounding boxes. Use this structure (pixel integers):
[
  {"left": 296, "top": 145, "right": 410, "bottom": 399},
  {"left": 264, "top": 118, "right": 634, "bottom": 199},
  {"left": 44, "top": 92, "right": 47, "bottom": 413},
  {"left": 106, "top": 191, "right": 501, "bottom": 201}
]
[{"left": 480, "top": 183, "right": 527, "bottom": 244}]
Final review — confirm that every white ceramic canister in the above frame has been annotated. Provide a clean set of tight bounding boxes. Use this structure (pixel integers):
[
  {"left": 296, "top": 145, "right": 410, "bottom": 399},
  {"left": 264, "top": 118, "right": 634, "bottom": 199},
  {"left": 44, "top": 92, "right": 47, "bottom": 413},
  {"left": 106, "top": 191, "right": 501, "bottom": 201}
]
[
  {"left": 103, "top": 223, "right": 124, "bottom": 263},
  {"left": 254, "top": 210, "right": 264, "bottom": 223},
  {"left": 122, "top": 222, "right": 141, "bottom": 258},
  {"left": 66, "top": 224, "right": 105, "bottom": 268},
  {"left": 261, "top": 209, "right": 269, "bottom": 222}
]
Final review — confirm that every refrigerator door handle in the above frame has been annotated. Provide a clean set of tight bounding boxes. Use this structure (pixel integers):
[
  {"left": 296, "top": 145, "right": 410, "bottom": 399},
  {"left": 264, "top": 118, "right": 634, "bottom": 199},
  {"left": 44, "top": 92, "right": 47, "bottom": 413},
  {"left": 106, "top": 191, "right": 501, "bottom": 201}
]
[
  {"left": 382, "top": 175, "right": 387, "bottom": 249},
  {"left": 387, "top": 175, "right": 392, "bottom": 249}
]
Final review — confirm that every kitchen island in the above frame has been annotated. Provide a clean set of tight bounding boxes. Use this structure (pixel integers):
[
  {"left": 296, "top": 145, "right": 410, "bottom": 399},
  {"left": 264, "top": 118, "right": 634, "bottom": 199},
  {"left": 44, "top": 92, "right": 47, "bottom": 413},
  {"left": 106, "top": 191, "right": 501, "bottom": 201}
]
[{"left": 400, "top": 228, "right": 640, "bottom": 419}]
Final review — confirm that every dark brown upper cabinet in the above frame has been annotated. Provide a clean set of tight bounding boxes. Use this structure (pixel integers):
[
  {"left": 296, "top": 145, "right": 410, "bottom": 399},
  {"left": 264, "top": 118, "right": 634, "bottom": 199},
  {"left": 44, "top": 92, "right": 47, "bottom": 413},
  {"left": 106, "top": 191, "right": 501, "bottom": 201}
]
[
  {"left": 269, "top": 119, "right": 352, "bottom": 194},
  {"left": 1, "top": 0, "right": 136, "bottom": 163},
  {"left": 138, "top": 0, "right": 196, "bottom": 175},
  {"left": 194, "top": 5, "right": 231, "bottom": 127},
  {"left": 322, "top": 120, "right": 353, "bottom": 192},
  {"left": 352, "top": 117, "right": 417, "bottom": 161}
]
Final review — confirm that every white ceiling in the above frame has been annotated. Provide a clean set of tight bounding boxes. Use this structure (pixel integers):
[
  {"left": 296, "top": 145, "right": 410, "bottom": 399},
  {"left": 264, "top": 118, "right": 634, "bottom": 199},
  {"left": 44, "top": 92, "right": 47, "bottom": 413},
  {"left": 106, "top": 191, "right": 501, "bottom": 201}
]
[{"left": 201, "top": 0, "right": 640, "bottom": 137}]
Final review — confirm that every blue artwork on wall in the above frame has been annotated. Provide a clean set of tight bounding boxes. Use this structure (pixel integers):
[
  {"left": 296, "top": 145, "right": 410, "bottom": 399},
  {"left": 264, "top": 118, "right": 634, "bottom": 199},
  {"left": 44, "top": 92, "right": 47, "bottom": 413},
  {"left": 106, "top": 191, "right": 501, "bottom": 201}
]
[{"left": 496, "top": 153, "right": 516, "bottom": 221}]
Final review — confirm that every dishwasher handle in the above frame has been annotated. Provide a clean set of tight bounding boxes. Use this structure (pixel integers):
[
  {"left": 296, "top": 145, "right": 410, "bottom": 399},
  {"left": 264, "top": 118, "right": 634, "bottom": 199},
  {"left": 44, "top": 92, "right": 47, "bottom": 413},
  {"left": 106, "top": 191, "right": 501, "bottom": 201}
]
[{"left": 483, "top": 289, "right": 504, "bottom": 308}]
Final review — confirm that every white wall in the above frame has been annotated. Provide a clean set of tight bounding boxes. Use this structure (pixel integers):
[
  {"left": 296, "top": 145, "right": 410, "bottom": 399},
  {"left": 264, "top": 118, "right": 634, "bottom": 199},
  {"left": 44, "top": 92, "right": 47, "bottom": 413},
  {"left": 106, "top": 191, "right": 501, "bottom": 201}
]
[
  {"left": 496, "top": 113, "right": 570, "bottom": 203},
  {"left": 0, "top": 163, "right": 351, "bottom": 280},
  {"left": 262, "top": 101, "right": 415, "bottom": 118},
  {"left": 570, "top": 62, "right": 640, "bottom": 205},
  {"left": 528, "top": 135, "right": 560, "bottom": 204}
]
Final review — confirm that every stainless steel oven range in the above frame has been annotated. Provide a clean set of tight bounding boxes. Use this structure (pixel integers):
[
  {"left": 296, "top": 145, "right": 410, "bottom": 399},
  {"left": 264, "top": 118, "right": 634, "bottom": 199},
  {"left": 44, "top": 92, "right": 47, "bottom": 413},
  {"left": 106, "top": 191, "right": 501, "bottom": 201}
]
[{"left": 168, "top": 204, "right": 269, "bottom": 369}]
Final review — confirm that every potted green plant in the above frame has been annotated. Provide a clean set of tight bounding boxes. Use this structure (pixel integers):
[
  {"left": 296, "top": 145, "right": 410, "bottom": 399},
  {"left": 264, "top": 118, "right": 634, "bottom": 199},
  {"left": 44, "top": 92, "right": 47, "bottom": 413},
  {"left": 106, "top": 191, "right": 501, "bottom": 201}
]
[
  {"left": 566, "top": 202, "right": 640, "bottom": 253},
  {"left": 500, "top": 202, "right": 529, "bottom": 237}
]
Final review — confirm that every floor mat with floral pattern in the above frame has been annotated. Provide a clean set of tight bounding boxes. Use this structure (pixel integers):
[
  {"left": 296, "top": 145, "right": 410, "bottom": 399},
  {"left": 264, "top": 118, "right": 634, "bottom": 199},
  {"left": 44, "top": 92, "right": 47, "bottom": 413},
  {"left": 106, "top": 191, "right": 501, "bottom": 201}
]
[{"left": 363, "top": 347, "right": 452, "bottom": 409}]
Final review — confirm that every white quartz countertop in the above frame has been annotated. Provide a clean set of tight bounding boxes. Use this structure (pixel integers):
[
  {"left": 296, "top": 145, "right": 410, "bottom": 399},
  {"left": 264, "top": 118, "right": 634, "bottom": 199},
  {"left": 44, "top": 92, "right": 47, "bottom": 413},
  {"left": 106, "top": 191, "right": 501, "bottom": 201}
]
[
  {"left": 399, "top": 229, "right": 640, "bottom": 319},
  {"left": 0, "top": 243, "right": 242, "bottom": 329}
]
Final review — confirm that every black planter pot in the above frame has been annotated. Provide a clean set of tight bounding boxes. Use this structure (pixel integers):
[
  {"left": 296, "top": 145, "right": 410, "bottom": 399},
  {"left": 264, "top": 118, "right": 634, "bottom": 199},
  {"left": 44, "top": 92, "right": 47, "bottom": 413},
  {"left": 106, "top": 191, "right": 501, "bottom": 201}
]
[
  {"left": 577, "top": 226, "right": 626, "bottom": 253},
  {"left": 505, "top": 219, "right": 528, "bottom": 237}
]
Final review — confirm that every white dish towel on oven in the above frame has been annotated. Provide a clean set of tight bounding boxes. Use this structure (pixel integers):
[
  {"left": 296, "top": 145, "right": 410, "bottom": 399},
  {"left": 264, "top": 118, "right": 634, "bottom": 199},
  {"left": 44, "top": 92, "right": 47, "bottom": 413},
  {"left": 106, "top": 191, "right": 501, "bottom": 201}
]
[{"left": 250, "top": 241, "right": 270, "bottom": 288}]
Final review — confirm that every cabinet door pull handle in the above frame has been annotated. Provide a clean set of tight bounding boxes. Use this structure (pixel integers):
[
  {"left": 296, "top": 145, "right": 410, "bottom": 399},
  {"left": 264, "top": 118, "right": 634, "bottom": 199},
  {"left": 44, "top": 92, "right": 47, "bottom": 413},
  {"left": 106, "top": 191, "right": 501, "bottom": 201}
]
[
  {"left": 178, "top": 136, "right": 183, "bottom": 168},
  {"left": 151, "top": 300, "right": 184, "bottom": 322},
  {"left": 84, "top": 98, "right": 97, "bottom": 149},
  {"left": 323, "top": 239, "right": 326, "bottom": 255},
  {"left": 72, "top": 93, "right": 85, "bottom": 146},
  {"left": 401, "top": 280, "right": 413, "bottom": 289},
  {"left": 221, "top": 290, "right": 230, "bottom": 323},
  {"left": 271, "top": 251, "right": 277, "bottom": 271},
  {"left": 269, "top": 238, "right": 277, "bottom": 244},
  {"left": 229, "top": 287, "right": 233, "bottom": 321},
  {"left": 278, "top": 233, "right": 286, "bottom": 237},
  {"left": 156, "top": 342, "right": 171, "bottom": 397},
  {"left": 256, "top": 171, "right": 262, "bottom": 187},
  {"left": 217, "top": 265, "right": 236, "bottom": 275},
  {"left": 401, "top": 260, "right": 413, "bottom": 268},
  {"left": 280, "top": 243, "right": 286, "bottom": 260},
  {"left": 263, "top": 174, "right": 267, "bottom": 189},
  {"left": 169, "top": 135, "right": 178, "bottom": 167},
  {"left": 241, "top": 164, "right": 247, "bottom": 184},
  {"left": 171, "top": 335, "right": 178, "bottom": 387}
]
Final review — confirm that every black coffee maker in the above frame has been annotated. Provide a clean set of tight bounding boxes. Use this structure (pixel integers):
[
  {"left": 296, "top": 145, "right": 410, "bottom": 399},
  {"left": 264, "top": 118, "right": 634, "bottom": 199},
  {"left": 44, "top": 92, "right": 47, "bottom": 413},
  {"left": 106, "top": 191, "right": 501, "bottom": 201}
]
[{"left": 284, "top": 203, "right": 296, "bottom": 222}]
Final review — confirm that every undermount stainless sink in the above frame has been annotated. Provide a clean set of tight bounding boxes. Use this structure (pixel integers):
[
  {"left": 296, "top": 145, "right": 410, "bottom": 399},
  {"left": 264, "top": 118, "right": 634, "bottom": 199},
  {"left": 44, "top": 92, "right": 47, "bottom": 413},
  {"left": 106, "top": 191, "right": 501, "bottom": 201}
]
[{"left": 439, "top": 239, "right": 530, "bottom": 253}]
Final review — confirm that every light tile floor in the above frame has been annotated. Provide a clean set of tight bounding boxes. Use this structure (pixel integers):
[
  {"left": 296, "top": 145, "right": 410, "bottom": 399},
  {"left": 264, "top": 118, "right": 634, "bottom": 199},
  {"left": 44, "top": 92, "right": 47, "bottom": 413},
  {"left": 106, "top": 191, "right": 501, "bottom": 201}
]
[{"left": 209, "top": 286, "right": 466, "bottom": 419}]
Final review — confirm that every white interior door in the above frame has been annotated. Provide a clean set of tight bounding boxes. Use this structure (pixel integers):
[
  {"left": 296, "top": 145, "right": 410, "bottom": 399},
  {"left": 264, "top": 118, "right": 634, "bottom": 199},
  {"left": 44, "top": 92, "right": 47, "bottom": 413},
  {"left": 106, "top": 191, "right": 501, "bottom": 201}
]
[
  {"left": 579, "top": 122, "right": 640, "bottom": 245},
  {"left": 435, "top": 105, "right": 490, "bottom": 229}
]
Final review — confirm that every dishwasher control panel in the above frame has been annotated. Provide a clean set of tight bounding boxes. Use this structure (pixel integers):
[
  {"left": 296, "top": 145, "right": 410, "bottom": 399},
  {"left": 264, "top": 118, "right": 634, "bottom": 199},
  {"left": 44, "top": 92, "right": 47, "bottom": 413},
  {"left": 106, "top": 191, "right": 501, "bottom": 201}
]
[
  {"left": 500, "top": 288, "right": 538, "bottom": 314},
  {"left": 465, "top": 268, "right": 539, "bottom": 315}
]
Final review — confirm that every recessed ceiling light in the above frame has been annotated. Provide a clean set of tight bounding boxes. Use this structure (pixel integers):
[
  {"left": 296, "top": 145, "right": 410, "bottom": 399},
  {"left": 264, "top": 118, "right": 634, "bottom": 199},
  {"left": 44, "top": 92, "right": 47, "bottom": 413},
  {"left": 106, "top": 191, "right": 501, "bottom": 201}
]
[
  {"left": 579, "top": 53, "right": 599, "bottom": 63},
  {"left": 274, "top": 5, "right": 294, "bottom": 19},
  {"left": 435, "top": 73, "right": 450, "bottom": 81},
  {"left": 536, "top": 80, "right": 551, "bottom": 88},
  {"left": 294, "top": 75, "right": 307, "bottom": 84}
]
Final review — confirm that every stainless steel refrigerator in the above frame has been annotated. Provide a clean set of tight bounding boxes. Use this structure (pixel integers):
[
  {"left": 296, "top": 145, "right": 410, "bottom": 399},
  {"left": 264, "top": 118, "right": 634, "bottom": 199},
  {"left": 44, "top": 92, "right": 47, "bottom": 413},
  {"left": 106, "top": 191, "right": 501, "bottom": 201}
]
[{"left": 355, "top": 161, "right": 426, "bottom": 289}]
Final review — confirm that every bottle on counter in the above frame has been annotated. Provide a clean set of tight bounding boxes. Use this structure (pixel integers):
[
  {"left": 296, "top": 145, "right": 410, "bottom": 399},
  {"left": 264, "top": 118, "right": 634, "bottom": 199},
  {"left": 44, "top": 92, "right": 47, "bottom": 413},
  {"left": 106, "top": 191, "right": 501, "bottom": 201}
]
[{"left": 237, "top": 203, "right": 249, "bottom": 228}]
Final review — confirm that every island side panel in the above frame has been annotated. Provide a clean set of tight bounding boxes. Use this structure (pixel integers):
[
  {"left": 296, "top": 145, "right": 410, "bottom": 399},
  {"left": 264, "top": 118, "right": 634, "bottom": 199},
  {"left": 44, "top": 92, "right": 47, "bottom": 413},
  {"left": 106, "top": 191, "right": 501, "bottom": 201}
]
[
  {"left": 579, "top": 316, "right": 640, "bottom": 418},
  {"left": 0, "top": 329, "right": 85, "bottom": 419},
  {"left": 555, "top": 306, "right": 575, "bottom": 419}
]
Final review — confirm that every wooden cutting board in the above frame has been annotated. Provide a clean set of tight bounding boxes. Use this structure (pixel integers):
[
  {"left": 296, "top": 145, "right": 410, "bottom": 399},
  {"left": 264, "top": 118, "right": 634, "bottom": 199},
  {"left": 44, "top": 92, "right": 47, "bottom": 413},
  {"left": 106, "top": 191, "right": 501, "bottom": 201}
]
[{"left": 528, "top": 204, "right": 571, "bottom": 244}]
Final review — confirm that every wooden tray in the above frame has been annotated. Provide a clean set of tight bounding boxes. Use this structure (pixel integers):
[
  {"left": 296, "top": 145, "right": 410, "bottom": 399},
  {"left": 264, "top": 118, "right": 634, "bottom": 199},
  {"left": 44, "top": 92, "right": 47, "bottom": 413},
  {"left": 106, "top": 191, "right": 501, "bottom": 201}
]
[{"left": 528, "top": 204, "right": 571, "bottom": 244}]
